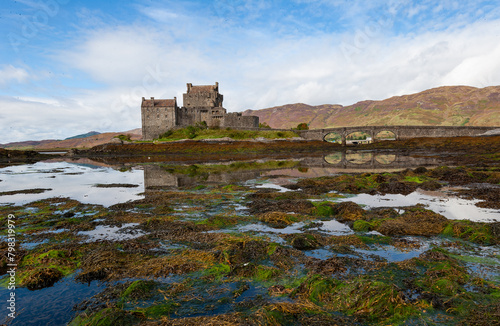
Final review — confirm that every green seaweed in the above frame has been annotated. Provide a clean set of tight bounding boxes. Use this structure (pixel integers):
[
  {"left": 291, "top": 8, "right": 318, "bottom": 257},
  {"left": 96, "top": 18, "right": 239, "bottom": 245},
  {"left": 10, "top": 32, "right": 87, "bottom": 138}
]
[{"left": 68, "top": 308, "right": 141, "bottom": 326}]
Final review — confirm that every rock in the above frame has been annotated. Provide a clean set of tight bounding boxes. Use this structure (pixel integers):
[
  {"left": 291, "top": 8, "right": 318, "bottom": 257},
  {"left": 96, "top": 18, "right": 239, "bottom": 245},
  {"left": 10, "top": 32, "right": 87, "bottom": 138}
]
[{"left": 288, "top": 234, "right": 321, "bottom": 250}]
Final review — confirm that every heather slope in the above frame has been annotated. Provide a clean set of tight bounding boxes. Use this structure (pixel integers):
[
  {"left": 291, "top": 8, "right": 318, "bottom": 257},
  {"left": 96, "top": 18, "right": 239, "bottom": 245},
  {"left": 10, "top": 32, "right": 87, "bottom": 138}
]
[{"left": 243, "top": 86, "right": 500, "bottom": 129}]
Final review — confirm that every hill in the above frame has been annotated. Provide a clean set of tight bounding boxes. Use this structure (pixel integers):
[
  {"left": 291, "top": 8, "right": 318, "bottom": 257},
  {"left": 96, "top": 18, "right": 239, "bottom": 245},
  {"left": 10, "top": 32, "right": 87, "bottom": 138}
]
[
  {"left": 2, "top": 129, "right": 142, "bottom": 150},
  {"left": 242, "top": 86, "right": 500, "bottom": 129},
  {"left": 65, "top": 131, "right": 101, "bottom": 140}
]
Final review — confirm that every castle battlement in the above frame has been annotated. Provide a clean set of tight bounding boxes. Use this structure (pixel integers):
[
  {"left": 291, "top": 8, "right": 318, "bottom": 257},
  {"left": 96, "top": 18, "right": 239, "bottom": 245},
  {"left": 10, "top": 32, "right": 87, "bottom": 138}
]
[{"left": 141, "top": 83, "right": 259, "bottom": 140}]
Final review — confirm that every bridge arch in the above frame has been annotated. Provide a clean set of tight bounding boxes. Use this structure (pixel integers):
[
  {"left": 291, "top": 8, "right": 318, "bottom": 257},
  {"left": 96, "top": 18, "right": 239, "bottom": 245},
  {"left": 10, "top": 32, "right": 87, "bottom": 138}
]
[
  {"left": 345, "top": 130, "right": 373, "bottom": 144},
  {"left": 323, "top": 131, "right": 342, "bottom": 143},
  {"left": 374, "top": 130, "right": 397, "bottom": 141},
  {"left": 346, "top": 152, "right": 373, "bottom": 164},
  {"left": 324, "top": 152, "right": 343, "bottom": 164},
  {"left": 374, "top": 154, "right": 397, "bottom": 164}
]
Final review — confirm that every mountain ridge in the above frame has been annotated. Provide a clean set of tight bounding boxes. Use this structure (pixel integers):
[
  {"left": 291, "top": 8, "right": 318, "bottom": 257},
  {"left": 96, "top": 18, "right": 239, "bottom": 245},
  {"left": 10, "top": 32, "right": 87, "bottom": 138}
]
[{"left": 242, "top": 85, "right": 500, "bottom": 129}]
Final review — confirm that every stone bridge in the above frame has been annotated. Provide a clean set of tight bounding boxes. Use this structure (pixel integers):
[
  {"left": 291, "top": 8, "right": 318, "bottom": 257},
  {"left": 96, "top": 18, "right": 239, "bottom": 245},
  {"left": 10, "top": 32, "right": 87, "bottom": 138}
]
[{"left": 298, "top": 125, "right": 499, "bottom": 145}]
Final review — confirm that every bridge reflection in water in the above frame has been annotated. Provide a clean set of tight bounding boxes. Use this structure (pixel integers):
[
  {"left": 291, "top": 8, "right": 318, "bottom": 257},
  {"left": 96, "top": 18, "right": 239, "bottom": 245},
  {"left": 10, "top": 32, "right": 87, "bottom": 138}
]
[{"left": 309, "top": 151, "right": 441, "bottom": 170}]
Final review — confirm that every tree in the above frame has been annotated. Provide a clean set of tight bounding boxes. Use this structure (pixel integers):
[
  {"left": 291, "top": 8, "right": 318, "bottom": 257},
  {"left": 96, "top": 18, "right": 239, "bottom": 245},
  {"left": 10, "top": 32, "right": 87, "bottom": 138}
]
[{"left": 296, "top": 123, "right": 309, "bottom": 130}]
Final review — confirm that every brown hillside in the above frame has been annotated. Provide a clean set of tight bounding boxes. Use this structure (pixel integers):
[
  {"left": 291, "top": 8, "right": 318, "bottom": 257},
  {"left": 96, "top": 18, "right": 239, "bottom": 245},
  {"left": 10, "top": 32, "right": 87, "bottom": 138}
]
[
  {"left": 3, "top": 129, "right": 142, "bottom": 150},
  {"left": 243, "top": 86, "right": 500, "bottom": 129},
  {"left": 36, "top": 129, "right": 142, "bottom": 149}
]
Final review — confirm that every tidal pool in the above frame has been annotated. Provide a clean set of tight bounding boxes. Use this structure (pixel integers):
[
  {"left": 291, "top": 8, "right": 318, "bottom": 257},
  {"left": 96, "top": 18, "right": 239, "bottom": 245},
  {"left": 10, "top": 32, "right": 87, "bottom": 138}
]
[
  {"left": 336, "top": 189, "right": 500, "bottom": 222},
  {"left": 78, "top": 223, "right": 146, "bottom": 242},
  {"left": 237, "top": 219, "right": 353, "bottom": 236}
]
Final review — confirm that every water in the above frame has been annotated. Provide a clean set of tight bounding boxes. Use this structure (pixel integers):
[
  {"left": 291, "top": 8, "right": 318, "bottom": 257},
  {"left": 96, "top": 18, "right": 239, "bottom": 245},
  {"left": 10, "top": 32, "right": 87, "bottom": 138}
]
[
  {"left": 336, "top": 189, "right": 500, "bottom": 222},
  {"left": 236, "top": 220, "right": 353, "bottom": 236},
  {"left": 0, "top": 275, "right": 105, "bottom": 326},
  {"left": 78, "top": 223, "right": 146, "bottom": 242},
  {"left": 0, "top": 162, "right": 144, "bottom": 206}
]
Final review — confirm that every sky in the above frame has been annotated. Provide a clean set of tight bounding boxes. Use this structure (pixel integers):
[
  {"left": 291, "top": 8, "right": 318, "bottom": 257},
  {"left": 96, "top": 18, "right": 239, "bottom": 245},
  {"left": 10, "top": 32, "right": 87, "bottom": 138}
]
[{"left": 1, "top": 0, "right": 500, "bottom": 143}]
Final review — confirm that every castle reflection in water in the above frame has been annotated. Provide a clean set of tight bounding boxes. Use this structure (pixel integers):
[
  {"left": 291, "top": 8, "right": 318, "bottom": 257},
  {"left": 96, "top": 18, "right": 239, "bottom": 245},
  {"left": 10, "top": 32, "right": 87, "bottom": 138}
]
[{"left": 141, "top": 151, "right": 443, "bottom": 190}]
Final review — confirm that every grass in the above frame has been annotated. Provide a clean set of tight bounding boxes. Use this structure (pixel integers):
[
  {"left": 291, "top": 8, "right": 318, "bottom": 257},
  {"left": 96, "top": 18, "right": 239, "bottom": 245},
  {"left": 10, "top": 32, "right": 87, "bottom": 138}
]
[{"left": 156, "top": 126, "right": 299, "bottom": 141}]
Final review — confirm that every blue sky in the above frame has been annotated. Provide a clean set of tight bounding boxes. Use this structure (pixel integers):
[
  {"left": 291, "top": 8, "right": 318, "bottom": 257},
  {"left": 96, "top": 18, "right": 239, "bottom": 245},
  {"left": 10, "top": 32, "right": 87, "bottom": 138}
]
[{"left": 1, "top": 0, "right": 500, "bottom": 142}]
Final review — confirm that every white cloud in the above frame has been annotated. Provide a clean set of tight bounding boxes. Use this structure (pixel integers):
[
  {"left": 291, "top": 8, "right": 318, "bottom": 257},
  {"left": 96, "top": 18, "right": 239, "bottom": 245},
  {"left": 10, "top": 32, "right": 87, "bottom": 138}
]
[
  {"left": 442, "top": 43, "right": 500, "bottom": 88},
  {"left": 0, "top": 65, "right": 30, "bottom": 85}
]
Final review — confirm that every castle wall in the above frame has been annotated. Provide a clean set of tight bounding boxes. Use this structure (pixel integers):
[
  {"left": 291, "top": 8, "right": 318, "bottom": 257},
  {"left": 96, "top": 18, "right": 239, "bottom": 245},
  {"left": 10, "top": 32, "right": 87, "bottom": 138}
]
[
  {"left": 183, "top": 93, "right": 223, "bottom": 108},
  {"left": 176, "top": 107, "right": 196, "bottom": 126},
  {"left": 176, "top": 107, "right": 229, "bottom": 128},
  {"left": 221, "top": 113, "right": 259, "bottom": 128}
]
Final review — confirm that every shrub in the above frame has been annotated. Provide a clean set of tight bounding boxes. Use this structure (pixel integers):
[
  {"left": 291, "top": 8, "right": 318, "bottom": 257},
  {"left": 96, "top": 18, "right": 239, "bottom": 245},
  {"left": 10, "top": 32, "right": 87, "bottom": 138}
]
[
  {"left": 259, "top": 122, "right": 271, "bottom": 129},
  {"left": 158, "top": 130, "right": 173, "bottom": 139},
  {"left": 115, "top": 134, "right": 131, "bottom": 141},
  {"left": 185, "top": 126, "right": 198, "bottom": 139},
  {"left": 296, "top": 123, "right": 309, "bottom": 130}
]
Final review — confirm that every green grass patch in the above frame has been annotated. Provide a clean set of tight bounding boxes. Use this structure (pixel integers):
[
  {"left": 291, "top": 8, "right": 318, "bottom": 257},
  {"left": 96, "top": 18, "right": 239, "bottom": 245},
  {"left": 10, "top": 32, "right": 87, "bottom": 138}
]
[{"left": 157, "top": 126, "right": 299, "bottom": 141}]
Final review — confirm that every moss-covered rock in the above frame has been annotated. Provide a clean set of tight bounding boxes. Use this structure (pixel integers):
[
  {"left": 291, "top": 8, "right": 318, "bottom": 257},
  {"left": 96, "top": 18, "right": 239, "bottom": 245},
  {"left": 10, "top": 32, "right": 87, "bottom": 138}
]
[{"left": 287, "top": 234, "right": 322, "bottom": 250}]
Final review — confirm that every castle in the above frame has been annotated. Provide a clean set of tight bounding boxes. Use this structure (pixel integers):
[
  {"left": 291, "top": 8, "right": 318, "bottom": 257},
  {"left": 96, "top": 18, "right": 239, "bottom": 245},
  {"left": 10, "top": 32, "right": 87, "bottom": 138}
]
[{"left": 141, "top": 82, "right": 259, "bottom": 140}]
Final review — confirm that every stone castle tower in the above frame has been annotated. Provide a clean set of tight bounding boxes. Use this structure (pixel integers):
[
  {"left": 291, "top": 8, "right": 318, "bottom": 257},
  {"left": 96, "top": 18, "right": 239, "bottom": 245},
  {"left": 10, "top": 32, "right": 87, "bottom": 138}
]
[{"left": 141, "top": 83, "right": 259, "bottom": 140}]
